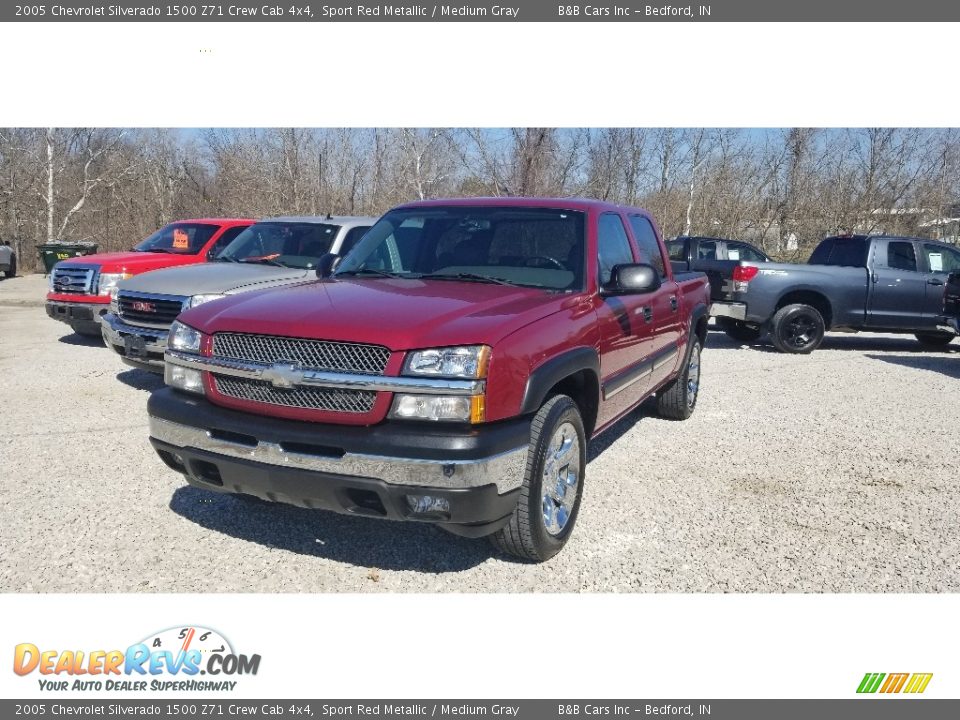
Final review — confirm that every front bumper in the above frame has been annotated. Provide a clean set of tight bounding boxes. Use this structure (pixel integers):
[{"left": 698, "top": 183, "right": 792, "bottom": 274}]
[
  {"left": 101, "top": 312, "right": 168, "bottom": 372},
  {"left": 45, "top": 300, "right": 109, "bottom": 330},
  {"left": 709, "top": 301, "right": 747, "bottom": 321},
  {"left": 147, "top": 388, "right": 529, "bottom": 535}
]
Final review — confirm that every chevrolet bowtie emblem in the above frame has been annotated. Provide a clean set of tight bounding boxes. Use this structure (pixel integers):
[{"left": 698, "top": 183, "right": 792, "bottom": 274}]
[{"left": 262, "top": 363, "right": 303, "bottom": 389}]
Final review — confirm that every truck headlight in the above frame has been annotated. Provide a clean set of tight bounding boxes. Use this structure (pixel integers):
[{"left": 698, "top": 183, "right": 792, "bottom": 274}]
[
  {"left": 97, "top": 272, "right": 132, "bottom": 296},
  {"left": 390, "top": 394, "right": 484, "bottom": 423},
  {"left": 188, "top": 293, "right": 225, "bottom": 309},
  {"left": 403, "top": 346, "right": 490, "bottom": 379},
  {"left": 168, "top": 320, "right": 202, "bottom": 354}
]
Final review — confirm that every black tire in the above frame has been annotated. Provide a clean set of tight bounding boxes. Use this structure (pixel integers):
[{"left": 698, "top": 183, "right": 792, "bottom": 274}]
[
  {"left": 915, "top": 332, "right": 955, "bottom": 349},
  {"left": 5, "top": 254, "right": 15, "bottom": 278},
  {"left": 769, "top": 303, "right": 825, "bottom": 354},
  {"left": 656, "top": 338, "right": 702, "bottom": 420},
  {"left": 489, "top": 395, "right": 586, "bottom": 562},
  {"left": 719, "top": 319, "right": 761, "bottom": 343}
]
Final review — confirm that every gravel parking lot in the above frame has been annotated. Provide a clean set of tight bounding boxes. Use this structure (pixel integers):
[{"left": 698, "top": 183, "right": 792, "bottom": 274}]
[{"left": 1, "top": 274, "right": 958, "bottom": 592}]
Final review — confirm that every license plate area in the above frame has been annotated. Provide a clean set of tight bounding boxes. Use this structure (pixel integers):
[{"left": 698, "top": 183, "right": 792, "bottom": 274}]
[{"left": 124, "top": 335, "right": 147, "bottom": 358}]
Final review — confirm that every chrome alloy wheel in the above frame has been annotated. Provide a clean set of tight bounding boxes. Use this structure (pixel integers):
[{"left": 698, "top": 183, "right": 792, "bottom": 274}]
[
  {"left": 540, "top": 421, "right": 581, "bottom": 536},
  {"left": 686, "top": 342, "right": 701, "bottom": 409}
]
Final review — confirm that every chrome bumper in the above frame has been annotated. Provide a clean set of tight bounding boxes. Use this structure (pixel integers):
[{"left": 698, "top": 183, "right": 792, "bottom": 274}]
[
  {"left": 148, "top": 416, "right": 527, "bottom": 494},
  {"left": 101, "top": 313, "right": 168, "bottom": 368},
  {"left": 709, "top": 302, "right": 747, "bottom": 321}
]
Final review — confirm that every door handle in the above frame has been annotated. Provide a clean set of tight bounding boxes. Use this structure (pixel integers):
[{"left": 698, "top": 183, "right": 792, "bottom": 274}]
[
  {"left": 928, "top": 278, "right": 945, "bottom": 286},
  {"left": 642, "top": 306, "right": 653, "bottom": 323},
  {"left": 669, "top": 296, "right": 678, "bottom": 311}
]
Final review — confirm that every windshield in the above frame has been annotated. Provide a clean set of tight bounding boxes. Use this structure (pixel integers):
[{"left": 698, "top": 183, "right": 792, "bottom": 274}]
[
  {"left": 217, "top": 221, "right": 341, "bottom": 268},
  {"left": 335, "top": 207, "right": 586, "bottom": 291},
  {"left": 134, "top": 223, "right": 220, "bottom": 254}
]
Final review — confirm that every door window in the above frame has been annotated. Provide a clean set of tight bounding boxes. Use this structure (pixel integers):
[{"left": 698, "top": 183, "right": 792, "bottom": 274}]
[
  {"left": 727, "top": 242, "right": 767, "bottom": 263},
  {"left": 628, "top": 216, "right": 667, "bottom": 277},
  {"left": 597, "top": 213, "right": 635, "bottom": 286},
  {"left": 886, "top": 241, "right": 917, "bottom": 272},
  {"left": 922, "top": 243, "right": 960, "bottom": 273},
  {"left": 697, "top": 241, "right": 718, "bottom": 260}
]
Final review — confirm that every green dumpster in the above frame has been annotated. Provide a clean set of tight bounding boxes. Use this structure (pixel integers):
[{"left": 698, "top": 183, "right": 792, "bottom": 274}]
[{"left": 37, "top": 243, "right": 99, "bottom": 274}]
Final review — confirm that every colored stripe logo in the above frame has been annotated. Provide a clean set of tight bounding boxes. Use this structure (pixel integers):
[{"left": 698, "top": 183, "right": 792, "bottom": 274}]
[{"left": 857, "top": 672, "right": 933, "bottom": 694}]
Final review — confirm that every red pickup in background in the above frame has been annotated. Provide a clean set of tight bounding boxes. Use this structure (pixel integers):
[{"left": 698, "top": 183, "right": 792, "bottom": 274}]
[{"left": 45, "top": 218, "right": 254, "bottom": 337}]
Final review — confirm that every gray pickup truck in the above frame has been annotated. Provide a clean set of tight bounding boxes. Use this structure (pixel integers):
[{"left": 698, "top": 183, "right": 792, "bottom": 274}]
[
  {"left": 102, "top": 215, "right": 374, "bottom": 371},
  {"left": 711, "top": 234, "right": 960, "bottom": 353}
]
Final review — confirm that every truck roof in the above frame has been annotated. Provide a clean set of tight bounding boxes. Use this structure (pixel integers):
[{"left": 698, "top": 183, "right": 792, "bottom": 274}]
[
  {"left": 260, "top": 215, "right": 377, "bottom": 226},
  {"left": 175, "top": 218, "right": 255, "bottom": 225},
  {"left": 393, "top": 197, "right": 653, "bottom": 216}
]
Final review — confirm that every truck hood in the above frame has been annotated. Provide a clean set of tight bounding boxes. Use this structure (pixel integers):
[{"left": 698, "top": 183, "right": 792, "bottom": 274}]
[
  {"left": 118, "top": 263, "right": 311, "bottom": 296},
  {"left": 57, "top": 250, "right": 201, "bottom": 274},
  {"left": 180, "top": 278, "right": 573, "bottom": 350}
]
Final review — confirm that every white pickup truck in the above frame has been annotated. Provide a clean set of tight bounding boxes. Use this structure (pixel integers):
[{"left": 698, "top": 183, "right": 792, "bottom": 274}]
[{"left": 102, "top": 215, "right": 374, "bottom": 372}]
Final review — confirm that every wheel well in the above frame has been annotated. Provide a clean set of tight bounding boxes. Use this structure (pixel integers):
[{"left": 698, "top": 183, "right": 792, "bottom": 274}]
[
  {"left": 695, "top": 315, "right": 708, "bottom": 346},
  {"left": 545, "top": 369, "right": 600, "bottom": 438},
  {"left": 776, "top": 291, "right": 833, "bottom": 328}
]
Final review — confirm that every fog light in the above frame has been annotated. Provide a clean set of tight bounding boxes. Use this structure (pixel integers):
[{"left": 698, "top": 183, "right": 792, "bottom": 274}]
[
  {"left": 406, "top": 495, "right": 451, "bottom": 515},
  {"left": 165, "top": 364, "right": 204, "bottom": 395},
  {"left": 391, "top": 394, "right": 472, "bottom": 422}
]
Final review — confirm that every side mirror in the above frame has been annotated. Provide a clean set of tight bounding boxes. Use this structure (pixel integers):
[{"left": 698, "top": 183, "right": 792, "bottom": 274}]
[
  {"left": 316, "top": 253, "right": 341, "bottom": 278},
  {"left": 605, "top": 263, "right": 661, "bottom": 294}
]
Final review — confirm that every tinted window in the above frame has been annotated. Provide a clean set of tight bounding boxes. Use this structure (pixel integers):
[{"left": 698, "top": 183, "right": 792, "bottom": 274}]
[
  {"left": 727, "top": 242, "right": 767, "bottom": 263},
  {"left": 887, "top": 241, "right": 917, "bottom": 272},
  {"left": 209, "top": 225, "right": 247, "bottom": 258},
  {"left": 923, "top": 243, "right": 960, "bottom": 273},
  {"left": 134, "top": 223, "right": 220, "bottom": 255},
  {"left": 809, "top": 237, "right": 868, "bottom": 267},
  {"left": 697, "top": 241, "right": 718, "bottom": 260},
  {"left": 666, "top": 240, "right": 687, "bottom": 262},
  {"left": 218, "top": 221, "right": 341, "bottom": 269},
  {"left": 597, "top": 213, "right": 635, "bottom": 286},
  {"left": 628, "top": 215, "right": 666, "bottom": 277},
  {"left": 337, "top": 207, "right": 586, "bottom": 291},
  {"left": 339, "top": 226, "right": 371, "bottom": 257}
]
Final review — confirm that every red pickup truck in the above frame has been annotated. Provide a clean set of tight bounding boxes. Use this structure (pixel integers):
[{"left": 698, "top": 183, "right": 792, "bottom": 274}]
[
  {"left": 147, "top": 198, "right": 710, "bottom": 561},
  {"left": 45, "top": 218, "right": 254, "bottom": 337}
]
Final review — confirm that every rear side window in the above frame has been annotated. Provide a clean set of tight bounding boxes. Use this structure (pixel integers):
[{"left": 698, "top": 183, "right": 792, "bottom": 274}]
[
  {"left": 809, "top": 237, "right": 868, "bottom": 267},
  {"left": 628, "top": 216, "right": 666, "bottom": 277},
  {"left": 597, "top": 213, "right": 634, "bottom": 286},
  {"left": 727, "top": 242, "right": 767, "bottom": 263},
  {"left": 923, "top": 243, "right": 960, "bottom": 273},
  {"left": 697, "top": 241, "right": 718, "bottom": 260},
  {"left": 887, "top": 241, "right": 917, "bottom": 272},
  {"left": 666, "top": 240, "right": 686, "bottom": 262}
]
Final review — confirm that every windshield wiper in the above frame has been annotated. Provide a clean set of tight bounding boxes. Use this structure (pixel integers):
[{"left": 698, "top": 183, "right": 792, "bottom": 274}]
[
  {"left": 218, "top": 255, "right": 240, "bottom": 263},
  {"left": 240, "top": 257, "right": 288, "bottom": 267},
  {"left": 420, "top": 272, "right": 520, "bottom": 287},
  {"left": 334, "top": 268, "right": 413, "bottom": 279},
  {"left": 144, "top": 248, "right": 176, "bottom": 253}
]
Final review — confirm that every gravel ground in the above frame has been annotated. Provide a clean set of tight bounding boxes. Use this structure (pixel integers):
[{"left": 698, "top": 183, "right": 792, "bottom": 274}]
[{"left": 1, "top": 273, "right": 958, "bottom": 592}]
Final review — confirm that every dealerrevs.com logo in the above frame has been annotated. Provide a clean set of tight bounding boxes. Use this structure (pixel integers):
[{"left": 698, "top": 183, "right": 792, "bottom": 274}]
[
  {"left": 857, "top": 672, "right": 933, "bottom": 694},
  {"left": 13, "top": 626, "right": 261, "bottom": 693}
]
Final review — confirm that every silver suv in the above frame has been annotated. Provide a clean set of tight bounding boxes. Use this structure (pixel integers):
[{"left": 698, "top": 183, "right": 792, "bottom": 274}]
[{"left": 102, "top": 215, "right": 374, "bottom": 372}]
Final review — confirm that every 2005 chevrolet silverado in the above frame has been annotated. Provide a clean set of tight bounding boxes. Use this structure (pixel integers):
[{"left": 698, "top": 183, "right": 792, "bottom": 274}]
[
  {"left": 147, "top": 198, "right": 710, "bottom": 561},
  {"left": 102, "top": 216, "right": 374, "bottom": 372}
]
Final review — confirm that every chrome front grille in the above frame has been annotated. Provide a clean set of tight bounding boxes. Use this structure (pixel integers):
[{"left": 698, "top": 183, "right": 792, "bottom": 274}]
[
  {"left": 117, "top": 291, "right": 188, "bottom": 326},
  {"left": 214, "top": 375, "right": 377, "bottom": 413},
  {"left": 51, "top": 265, "right": 95, "bottom": 294},
  {"left": 212, "top": 333, "right": 390, "bottom": 375}
]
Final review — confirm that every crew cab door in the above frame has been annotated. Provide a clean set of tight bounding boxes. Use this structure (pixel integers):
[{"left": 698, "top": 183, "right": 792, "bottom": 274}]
[
  {"left": 866, "top": 239, "right": 928, "bottom": 329},
  {"left": 628, "top": 215, "right": 682, "bottom": 387},
  {"left": 919, "top": 242, "right": 960, "bottom": 324},
  {"left": 595, "top": 213, "right": 657, "bottom": 413}
]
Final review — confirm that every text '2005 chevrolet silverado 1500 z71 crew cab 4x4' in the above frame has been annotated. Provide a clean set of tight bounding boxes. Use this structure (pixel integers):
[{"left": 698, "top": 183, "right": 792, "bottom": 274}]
[
  {"left": 711, "top": 234, "right": 960, "bottom": 353},
  {"left": 102, "top": 216, "right": 374, "bottom": 372},
  {"left": 147, "top": 198, "right": 710, "bottom": 561},
  {"left": 45, "top": 218, "right": 254, "bottom": 337}
]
